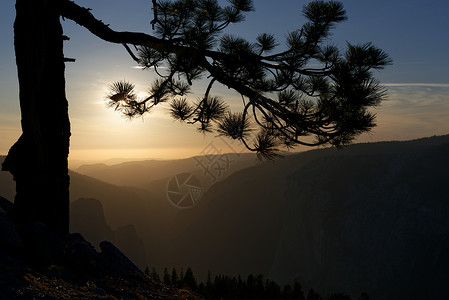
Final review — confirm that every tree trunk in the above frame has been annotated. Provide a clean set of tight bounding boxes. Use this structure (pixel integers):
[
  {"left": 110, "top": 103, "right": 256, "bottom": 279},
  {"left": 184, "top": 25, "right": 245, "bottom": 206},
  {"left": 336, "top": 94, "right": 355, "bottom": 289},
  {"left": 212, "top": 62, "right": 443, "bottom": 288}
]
[{"left": 2, "top": 0, "right": 71, "bottom": 235}]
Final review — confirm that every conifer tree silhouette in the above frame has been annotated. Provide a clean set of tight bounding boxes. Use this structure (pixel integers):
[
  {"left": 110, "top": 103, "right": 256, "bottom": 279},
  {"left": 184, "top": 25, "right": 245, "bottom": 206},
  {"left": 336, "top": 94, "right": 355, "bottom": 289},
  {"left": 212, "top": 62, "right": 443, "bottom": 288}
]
[{"left": 4, "top": 0, "right": 390, "bottom": 233}]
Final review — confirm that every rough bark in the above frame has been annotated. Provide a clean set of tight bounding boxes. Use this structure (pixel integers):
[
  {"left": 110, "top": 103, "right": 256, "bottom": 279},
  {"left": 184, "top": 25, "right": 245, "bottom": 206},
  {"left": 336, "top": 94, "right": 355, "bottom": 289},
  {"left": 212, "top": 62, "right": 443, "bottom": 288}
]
[{"left": 2, "top": 0, "right": 71, "bottom": 235}]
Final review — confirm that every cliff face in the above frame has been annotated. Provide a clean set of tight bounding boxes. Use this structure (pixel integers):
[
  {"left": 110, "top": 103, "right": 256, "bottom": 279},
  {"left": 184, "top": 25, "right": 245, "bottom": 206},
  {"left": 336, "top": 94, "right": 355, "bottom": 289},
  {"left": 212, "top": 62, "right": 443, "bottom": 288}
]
[
  {"left": 271, "top": 142, "right": 449, "bottom": 300},
  {"left": 70, "top": 198, "right": 115, "bottom": 247},
  {"left": 70, "top": 197, "right": 147, "bottom": 269}
]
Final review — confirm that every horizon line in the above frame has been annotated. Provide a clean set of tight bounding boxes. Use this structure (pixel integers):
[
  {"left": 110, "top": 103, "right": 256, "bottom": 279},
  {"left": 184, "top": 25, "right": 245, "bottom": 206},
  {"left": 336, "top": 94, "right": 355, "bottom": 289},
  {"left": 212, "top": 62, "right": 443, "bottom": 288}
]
[{"left": 383, "top": 83, "right": 449, "bottom": 88}]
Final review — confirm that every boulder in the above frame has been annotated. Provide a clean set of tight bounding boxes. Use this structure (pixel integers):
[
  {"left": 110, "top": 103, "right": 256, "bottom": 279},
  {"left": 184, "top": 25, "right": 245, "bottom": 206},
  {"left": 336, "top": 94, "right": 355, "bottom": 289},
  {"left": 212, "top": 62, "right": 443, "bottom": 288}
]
[
  {"left": 60, "top": 233, "right": 100, "bottom": 279},
  {"left": 70, "top": 198, "right": 115, "bottom": 249}
]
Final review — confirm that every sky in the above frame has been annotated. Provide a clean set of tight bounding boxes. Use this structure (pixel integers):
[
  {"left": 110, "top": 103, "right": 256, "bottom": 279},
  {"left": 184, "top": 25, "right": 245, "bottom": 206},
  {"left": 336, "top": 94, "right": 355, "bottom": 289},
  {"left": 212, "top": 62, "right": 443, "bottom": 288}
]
[{"left": 1, "top": 0, "right": 449, "bottom": 165}]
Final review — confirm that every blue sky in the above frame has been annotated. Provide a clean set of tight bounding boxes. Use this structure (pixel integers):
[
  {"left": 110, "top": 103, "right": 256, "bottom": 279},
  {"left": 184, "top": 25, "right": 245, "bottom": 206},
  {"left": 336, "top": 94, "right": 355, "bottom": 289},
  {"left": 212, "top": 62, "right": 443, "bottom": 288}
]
[{"left": 1, "top": 0, "right": 449, "bottom": 163}]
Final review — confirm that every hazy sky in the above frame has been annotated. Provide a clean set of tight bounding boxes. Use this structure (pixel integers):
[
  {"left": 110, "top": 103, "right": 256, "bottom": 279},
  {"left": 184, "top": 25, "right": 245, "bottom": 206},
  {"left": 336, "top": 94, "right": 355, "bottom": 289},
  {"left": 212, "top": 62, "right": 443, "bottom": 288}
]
[{"left": 1, "top": 0, "right": 449, "bottom": 164}]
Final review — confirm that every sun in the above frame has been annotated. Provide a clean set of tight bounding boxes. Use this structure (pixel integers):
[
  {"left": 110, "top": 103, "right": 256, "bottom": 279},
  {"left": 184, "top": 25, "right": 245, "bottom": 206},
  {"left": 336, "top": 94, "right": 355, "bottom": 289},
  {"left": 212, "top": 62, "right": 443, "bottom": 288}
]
[{"left": 136, "top": 93, "right": 147, "bottom": 102}]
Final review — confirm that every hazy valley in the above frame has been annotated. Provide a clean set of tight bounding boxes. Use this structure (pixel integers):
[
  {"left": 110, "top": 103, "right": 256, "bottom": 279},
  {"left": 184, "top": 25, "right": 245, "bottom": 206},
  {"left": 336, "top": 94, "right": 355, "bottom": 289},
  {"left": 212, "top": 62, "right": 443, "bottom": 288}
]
[{"left": 1, "top": 134, "right": 449, "bottom": 299}]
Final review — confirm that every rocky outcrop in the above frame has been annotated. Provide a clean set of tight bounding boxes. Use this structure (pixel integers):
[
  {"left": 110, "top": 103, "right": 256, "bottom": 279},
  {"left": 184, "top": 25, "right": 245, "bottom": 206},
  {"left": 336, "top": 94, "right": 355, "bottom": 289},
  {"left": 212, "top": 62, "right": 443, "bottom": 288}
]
[
  {"left": 70, "top": 197, "right": 147, "bottom": 269},
  {"left": 70, "top": 197, "right": 115, "bottom": 248},
  {"left": 270, "top": 142, "right": 449, "bottom": 300},
  {"left": 0, "top": 208, "right": 185, "bottom": 299}
]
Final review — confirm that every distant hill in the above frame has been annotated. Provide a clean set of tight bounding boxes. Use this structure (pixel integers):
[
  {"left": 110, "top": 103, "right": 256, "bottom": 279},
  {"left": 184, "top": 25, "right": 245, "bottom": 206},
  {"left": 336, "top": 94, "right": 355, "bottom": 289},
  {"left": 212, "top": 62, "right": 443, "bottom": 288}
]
[
  {"left": 75, "top": 153, "right": 258, "bottom": 189},
  {"left": 69, "top": 170, "right": 148, "bottom": 228}
]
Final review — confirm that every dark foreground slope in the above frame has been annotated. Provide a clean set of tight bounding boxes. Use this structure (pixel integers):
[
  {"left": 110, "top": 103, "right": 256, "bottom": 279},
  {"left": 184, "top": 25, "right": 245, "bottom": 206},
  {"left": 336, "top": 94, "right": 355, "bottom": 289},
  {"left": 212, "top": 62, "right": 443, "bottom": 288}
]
[{"left": 0, "top": 195, "right": 200, "bottom": 299}]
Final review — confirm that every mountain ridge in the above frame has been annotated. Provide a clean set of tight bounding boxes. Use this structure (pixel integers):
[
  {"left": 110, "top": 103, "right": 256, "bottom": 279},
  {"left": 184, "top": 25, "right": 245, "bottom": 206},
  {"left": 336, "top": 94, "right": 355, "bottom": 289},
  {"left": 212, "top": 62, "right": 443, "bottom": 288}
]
[{"left": 2, "top": 134, "right": 449, "bottom": 299}]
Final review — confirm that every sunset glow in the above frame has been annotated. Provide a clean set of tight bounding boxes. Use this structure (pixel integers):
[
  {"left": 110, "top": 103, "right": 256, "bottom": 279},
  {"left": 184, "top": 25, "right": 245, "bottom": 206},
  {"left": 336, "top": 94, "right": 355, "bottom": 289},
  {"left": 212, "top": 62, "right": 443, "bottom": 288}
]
[{"left": 1, "top": 0, "right": 448, "bottom": 163}]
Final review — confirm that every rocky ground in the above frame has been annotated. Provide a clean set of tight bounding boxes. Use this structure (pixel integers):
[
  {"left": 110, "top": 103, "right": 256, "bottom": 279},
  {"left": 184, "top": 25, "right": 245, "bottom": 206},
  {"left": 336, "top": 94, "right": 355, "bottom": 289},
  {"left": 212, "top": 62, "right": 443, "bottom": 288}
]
[
  {"left": 0, "top": 196, "right": 201, "bottom": 299},
  {"left": 0, "top": 259, "right": 201, "bottom": 299},
  {"left": 0, "top": 260, "right": 183, "bottom": 299}
]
